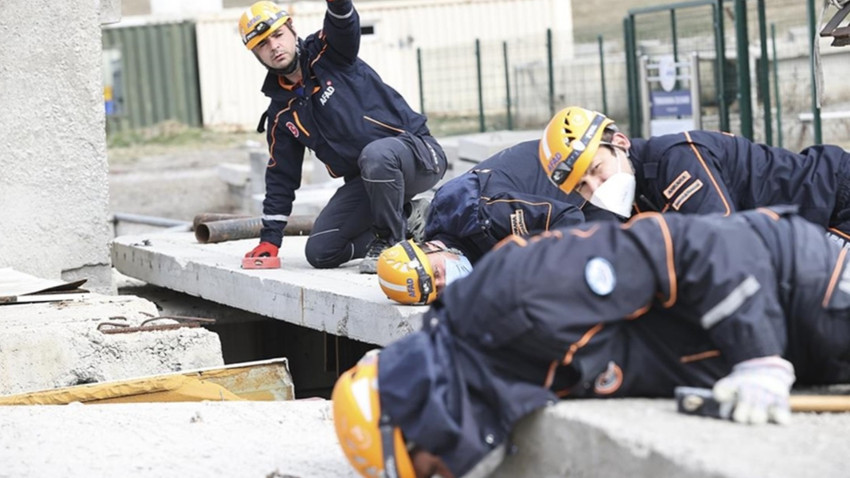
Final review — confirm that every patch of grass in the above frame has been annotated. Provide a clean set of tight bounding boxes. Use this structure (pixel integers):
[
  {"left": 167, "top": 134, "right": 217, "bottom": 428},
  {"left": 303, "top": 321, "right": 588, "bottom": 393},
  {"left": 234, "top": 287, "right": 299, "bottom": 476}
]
[
  {"left": 107, "top": 120, "right": 204, "bottom": 148},
  {"left": 107, "top": 120, "right": 265, "bottom": 164}
]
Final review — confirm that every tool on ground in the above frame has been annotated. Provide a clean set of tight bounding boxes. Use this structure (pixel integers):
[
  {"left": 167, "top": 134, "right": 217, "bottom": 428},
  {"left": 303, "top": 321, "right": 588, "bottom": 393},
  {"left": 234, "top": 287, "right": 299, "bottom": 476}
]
[
  {"left": 243, "top": 241, "right": 281, "bottom": 270},
  {"left": 241, "top": 255, "right": 282, "bottom": 269},
  {"left": 193, "top": 215, "right": 315, "bottom": 244},
  {"left": 675, "top": 386, "right": 850, "bottom": 419}
]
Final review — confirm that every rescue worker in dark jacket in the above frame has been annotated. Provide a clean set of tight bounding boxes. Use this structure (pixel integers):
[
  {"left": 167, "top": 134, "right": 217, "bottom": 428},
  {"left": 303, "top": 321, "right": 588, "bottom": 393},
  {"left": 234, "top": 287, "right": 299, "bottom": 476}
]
[
  {"left": 538, "top": 105, "right": 850, "bottom": 244},
  {"left": 425, "top": 139, "right": 614, "bottom": 264},
  {"left": 332, "top": 206, "right": 850, "bottom": 478},
  {"left": 238, "top": 1, "right": 447, "bottom": 273},
  {"left": 375, "top": 140, "right": 616, "bottom": 305}
]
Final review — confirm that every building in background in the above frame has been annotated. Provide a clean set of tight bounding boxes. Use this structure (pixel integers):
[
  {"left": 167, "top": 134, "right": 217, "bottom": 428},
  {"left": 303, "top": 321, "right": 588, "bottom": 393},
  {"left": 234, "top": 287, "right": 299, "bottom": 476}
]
[{"left": 105, "top": 0, "right": 574, "bottom": 133}]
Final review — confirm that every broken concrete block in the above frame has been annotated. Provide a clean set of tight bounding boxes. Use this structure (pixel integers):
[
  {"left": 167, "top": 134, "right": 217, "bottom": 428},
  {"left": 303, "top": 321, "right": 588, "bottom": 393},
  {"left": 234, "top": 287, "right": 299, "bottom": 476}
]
[{"left": 0, "top": 294, "right": 223, "bottom": 395}]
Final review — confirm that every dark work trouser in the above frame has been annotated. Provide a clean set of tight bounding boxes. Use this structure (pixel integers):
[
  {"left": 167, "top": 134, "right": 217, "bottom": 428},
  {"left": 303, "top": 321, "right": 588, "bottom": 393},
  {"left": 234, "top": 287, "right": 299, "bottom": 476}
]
[{"left": 304, "top": 134, "right": 446, "bottom": 268}]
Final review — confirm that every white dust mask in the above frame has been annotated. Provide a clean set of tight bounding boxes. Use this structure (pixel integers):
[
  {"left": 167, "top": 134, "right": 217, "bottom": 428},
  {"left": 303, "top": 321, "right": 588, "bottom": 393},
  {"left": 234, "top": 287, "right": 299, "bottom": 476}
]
[
  {"left": 444, "top": 254, "right": 473, "bottom": 287},
  {"left": 589, "top": 148, "right": 635, "bottom": 218}
]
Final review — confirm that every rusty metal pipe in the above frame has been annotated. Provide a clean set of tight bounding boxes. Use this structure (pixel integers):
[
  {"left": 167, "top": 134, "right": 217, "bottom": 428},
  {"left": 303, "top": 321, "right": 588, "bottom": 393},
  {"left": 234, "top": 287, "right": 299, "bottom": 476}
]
[
  {"left": 195, "top": 216, "right": 315, "bottom": 244},
  {"left": 192, "top": 213, "right": 250, "bottom": 230}
]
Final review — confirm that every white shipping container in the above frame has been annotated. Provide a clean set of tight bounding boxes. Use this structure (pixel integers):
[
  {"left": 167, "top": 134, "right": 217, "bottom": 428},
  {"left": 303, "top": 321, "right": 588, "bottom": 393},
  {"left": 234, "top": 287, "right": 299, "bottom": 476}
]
[{"left": 195, "top": 0, "right": 573, "bottom": 130}]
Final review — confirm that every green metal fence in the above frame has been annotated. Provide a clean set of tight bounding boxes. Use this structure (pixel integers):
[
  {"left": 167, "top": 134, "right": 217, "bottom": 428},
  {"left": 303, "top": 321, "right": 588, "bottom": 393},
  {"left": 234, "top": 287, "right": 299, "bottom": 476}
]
[
  {"left": 102, "top": 21, "right": 202, "bottom": 134},
  {"left": 416, "top": 0, "right": 850, "bottom": 151},
  {"left": 623, "top": 1, "right": 730, "bottom": 137},
  {"left": 417, "top": 29, "right": 631, "bottom": 137}
]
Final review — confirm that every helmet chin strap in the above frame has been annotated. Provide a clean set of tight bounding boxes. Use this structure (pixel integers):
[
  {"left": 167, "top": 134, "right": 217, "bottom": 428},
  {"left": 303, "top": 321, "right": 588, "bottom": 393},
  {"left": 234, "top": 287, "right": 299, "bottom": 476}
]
[{"left": 256, "top": 45, "right": 300, "bottom": 77}]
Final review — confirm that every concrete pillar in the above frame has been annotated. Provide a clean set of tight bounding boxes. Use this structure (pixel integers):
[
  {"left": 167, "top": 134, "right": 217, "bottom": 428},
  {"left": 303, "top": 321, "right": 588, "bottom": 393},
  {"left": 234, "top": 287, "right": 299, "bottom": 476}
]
[{"left": 0, "top": 1, "right": 121, "bottom": 293}]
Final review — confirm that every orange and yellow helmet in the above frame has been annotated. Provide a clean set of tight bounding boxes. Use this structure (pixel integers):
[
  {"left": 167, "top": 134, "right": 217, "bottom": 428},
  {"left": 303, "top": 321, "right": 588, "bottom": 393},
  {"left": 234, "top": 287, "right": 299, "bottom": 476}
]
[
  {"left": 238, "top": 1, "right": 291, "bottom": 50},
  {"left": 332, "top": 351, "right": 415, "bottom": 478},
  {"left": 539, "top": 106, "right": 615, "bottom": 194},
  {"left": 377, "top": 240, "right": 437, "bottom": 305}
]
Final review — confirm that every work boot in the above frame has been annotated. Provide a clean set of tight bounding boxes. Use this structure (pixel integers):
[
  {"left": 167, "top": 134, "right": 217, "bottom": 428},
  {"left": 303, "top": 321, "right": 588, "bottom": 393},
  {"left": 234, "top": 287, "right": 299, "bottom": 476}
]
[
  {"left": 405, "top": 197, "right": 431, "bottom": 243},
  {"left": 359, "top": 236, "right": 393, "bottom": 274}
]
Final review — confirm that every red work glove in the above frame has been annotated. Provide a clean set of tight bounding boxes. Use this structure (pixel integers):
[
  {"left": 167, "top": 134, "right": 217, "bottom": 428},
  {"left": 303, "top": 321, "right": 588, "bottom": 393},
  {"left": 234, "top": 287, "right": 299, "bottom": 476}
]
[{"left": 245, "top": 242, "right": 279, "bottom": 258}]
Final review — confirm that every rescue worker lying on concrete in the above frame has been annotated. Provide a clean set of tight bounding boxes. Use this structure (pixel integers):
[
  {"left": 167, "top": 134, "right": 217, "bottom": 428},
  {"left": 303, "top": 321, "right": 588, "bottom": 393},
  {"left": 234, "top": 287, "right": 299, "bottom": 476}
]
[
  {"left": 539, "top": 105, "right": 850, "bottom": 245},
  {"left": 376, "top": 239, "right": 473, "bottom": 306},
  {"left": 333, "top": 206, "right": 850, "bottom": 478},
  {"left": 376, "top": 139, "right": 616, "bottom": 305},
  {"left": 425, "top": 139, "right": 615, "bottom": 265},
  {"left": 239, "top": 1, "right": 446, "bottom": 274}
]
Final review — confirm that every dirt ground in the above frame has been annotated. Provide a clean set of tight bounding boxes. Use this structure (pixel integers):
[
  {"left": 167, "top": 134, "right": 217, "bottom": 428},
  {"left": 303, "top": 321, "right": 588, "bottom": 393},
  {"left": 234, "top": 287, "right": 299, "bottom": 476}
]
[{"left": 107, "top": 128, "right": 269, "bottom": 233}]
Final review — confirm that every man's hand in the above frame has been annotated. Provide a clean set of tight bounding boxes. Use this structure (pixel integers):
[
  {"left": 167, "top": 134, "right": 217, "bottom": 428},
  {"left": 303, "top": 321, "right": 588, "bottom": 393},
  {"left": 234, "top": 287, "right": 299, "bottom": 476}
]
[
  {"left": 245, "top": 241, "right": 279, "bottom": 258},
  {"left": 712, "top": 356, "right": 795, "bottom": 425}
]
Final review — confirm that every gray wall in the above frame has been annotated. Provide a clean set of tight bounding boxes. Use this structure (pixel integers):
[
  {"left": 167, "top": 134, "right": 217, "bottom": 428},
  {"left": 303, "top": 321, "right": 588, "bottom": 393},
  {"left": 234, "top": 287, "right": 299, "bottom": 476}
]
[{"left": 0, "top": 1, "right": 121, "bottom": 293}]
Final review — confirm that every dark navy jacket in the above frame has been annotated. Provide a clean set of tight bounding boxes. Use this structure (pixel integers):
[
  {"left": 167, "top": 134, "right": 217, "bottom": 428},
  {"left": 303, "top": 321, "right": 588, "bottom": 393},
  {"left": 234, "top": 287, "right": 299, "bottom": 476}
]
[
  {"left": 258, "top": 0, "right": 435, "bottom": 245},
  {"left": 379, "top": 208, "right": 850, "bottom": 476},
  {"left": 629, "top": 130, "right": 850, "bottom": 239},
  {"left": 424, "top": 140, "right": 614, "bottom": 263}
]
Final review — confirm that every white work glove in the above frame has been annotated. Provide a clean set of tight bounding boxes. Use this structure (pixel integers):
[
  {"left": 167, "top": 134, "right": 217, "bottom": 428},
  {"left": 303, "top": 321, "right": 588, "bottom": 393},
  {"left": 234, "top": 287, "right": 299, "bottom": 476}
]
[{"left": 712, "top": 356, "right": 795, "bottom": 425}]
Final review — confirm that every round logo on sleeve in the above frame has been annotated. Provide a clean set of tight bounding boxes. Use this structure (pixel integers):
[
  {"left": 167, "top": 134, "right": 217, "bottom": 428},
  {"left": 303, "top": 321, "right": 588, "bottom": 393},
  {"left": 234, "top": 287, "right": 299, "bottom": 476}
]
[{"left": 585, "top": 257, "right": 616, "bottom": 296}]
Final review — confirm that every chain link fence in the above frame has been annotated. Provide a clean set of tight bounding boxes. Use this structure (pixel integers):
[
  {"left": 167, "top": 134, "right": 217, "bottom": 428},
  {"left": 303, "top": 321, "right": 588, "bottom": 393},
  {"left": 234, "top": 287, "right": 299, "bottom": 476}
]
[{"left": 418, "top": 0, "right": 850, "bottom": 151}]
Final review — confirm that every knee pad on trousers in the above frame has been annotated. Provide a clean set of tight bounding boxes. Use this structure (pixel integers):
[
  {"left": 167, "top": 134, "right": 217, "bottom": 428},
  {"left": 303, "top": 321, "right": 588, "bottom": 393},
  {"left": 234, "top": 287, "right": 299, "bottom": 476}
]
[
  {"left": 358, "top": 140, "right": 400, "bottom": 179},
  {"left": 305, "top": 235, "right": 352, "bottom": 269}
]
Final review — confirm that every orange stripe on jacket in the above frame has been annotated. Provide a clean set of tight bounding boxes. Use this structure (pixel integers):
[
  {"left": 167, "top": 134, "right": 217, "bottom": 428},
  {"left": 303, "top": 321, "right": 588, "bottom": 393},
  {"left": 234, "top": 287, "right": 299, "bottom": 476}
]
[
  {"left": 268, "top": 100, "right": 298, "bottom": 166},
  {"left": 562, "top": 323, "right": 604, "bottom": 366},
  {"left": 623, "top": 212, "right": 677, "bottom": 308},
  {"left": 823, "top": 247, "right": 849, "bottom": 308},
  {"left": 683, "top": 131, "right": 731, "bottom": 215}
]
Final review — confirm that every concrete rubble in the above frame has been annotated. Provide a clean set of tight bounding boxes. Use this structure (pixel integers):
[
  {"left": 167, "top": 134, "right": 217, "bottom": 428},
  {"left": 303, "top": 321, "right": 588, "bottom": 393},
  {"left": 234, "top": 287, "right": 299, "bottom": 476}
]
[{"left": 0, "top": 274, "right": 223, "bottom": 396}]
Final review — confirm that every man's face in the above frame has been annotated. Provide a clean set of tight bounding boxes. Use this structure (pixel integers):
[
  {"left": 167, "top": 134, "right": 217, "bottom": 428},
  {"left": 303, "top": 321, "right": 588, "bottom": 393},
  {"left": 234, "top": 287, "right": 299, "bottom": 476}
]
[
  {"left": 252, "top": 24, "right": 297, "bottom": 71},
  {"left": 425, "top": 249, "right": 457, "bottom": 297},
  {"left": 410, "top": 447, "right": 456, "bottom": 478},
  {"left": 573, "top": 132, "right": 633, "bottom": 201},
  {"left": 419, "top": 242, "right": 467, "bottom": 297}
]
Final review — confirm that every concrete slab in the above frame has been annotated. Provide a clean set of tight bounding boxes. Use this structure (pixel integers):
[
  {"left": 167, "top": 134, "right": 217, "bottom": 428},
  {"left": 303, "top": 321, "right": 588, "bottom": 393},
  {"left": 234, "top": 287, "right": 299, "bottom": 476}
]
[
  {"left": 494, "top": 398, "right": 850, "bottom": 478},
  {"left": 1, "top": 396, "right": 846, "bottom": 477},
  {"left": 0, "top": 293, "right": 224, "bottom": 395},
  {"left": 0, "top": 400, "right": 356, "bottom": 478},
  {"left": 111, "top": 232, "right": 424, "bottom": 346}
]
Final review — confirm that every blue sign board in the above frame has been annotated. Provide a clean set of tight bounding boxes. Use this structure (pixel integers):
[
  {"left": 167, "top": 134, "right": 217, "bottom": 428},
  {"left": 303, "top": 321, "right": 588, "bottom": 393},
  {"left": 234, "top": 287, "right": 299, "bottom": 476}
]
[{"left": 650, "top": 90, "right": 692, "bottom": 118}]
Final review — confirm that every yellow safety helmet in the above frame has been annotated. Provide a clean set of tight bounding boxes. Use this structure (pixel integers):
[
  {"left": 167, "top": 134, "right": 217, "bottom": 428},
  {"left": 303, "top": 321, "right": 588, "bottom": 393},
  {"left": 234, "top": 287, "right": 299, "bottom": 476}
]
[
  {"left": 238, "top": 1, "right": 291, "bottom": 50},
  {"left": 539, "top": 106, "right": 615, "bottom": 194},
  {"left": 332, "top": 351, "right": 415, "bottom": 478},
  {"left": 377, "top": 240, "right": 437, "bottom": 305}
]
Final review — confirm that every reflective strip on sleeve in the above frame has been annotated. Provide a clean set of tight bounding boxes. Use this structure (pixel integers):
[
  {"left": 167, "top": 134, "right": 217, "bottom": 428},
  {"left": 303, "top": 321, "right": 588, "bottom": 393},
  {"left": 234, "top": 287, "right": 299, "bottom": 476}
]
[
  {"left": 327, "top": 6, "right": 354, "bottom": 19},
  {"left": 700, "top": 275, "right": 761, "bottom": 329},
  {"left": 263, "top": 214, "right": 290, "bottom": 222}
]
